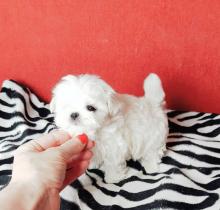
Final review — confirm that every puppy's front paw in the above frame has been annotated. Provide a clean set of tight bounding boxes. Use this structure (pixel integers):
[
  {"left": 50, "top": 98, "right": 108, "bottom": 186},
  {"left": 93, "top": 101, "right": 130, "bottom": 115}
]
[
  {"left": 104, "top": 171, "right": 127, "bottom": 184},
  {"left": 88, "top": 158, "right": 102, "bottom": 169}
]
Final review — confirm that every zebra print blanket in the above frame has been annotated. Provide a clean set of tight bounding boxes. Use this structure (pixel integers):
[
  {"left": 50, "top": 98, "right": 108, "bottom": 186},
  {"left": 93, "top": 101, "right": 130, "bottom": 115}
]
[{"left": 0, "top": 80, "right": 220, "bottom": 210}]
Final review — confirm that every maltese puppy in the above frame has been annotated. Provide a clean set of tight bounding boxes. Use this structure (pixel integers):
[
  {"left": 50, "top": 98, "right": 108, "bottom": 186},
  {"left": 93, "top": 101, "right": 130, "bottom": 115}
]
[{"left": 50, "top": 73, "right": 168, "bottom": 183}]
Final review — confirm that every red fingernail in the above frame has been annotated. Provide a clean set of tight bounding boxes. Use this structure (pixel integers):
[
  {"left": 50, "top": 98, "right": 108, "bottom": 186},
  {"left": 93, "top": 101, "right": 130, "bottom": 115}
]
[{"left": 77, "top": 134, "right": 88, "bottom": 144}]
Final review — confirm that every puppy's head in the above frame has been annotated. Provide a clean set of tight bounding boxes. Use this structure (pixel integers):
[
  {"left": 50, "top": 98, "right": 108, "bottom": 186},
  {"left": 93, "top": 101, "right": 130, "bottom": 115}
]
[{"left": 50, "top": 74, "right": 118, "bottom": 139}]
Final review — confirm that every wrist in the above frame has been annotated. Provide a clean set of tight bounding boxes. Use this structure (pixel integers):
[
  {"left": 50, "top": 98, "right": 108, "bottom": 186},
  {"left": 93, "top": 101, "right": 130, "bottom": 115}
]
[{"left": 1, "top": 181, "right": 48, "bottom": 210}]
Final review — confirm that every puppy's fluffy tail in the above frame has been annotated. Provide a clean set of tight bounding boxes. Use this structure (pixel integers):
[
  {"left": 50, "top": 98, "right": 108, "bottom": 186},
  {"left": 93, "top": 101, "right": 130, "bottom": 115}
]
[{"left": 143, "top": 73, "right": 165, "bottom": 105}]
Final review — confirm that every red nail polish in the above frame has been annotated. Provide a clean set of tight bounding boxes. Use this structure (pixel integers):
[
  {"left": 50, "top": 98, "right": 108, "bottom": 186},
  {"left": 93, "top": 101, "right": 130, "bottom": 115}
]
[{"left": 78, "top": 134, "right": 88, "bottom": 144}]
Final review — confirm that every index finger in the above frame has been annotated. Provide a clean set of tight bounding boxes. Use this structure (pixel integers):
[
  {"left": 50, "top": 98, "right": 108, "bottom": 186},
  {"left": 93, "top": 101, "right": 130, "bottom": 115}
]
[{"left": 34, "top": 130, "right": 71, "bottom": 150}]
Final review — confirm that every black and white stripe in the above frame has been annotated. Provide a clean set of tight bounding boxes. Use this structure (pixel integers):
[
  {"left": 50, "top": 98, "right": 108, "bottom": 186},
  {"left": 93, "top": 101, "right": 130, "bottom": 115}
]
[{"left": 0, "top": 80, "right": 220, "bottom": 210}]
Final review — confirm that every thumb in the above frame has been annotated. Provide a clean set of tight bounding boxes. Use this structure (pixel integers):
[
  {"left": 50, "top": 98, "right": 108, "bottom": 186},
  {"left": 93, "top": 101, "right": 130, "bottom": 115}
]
[{"left": 57, "top": 134, "right": 88, "bottom": 160}]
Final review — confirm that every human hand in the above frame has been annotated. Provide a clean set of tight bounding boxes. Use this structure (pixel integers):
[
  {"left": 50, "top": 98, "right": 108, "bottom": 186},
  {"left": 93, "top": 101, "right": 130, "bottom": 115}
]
[{"left": 8, "top": 130, "right": 94, "bottom": 210}]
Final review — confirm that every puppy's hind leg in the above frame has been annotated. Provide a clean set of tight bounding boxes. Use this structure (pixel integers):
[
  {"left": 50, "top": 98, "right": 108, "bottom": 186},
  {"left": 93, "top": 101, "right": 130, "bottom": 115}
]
[
  {"left": 140, "top": 158, "right": 159, "bottom": 174},
  {"left": 104, "top": 160, "right": 128, "bottom": 184},
  {"left": 140, "top": 149, "right": 164, "bottom": 174},
  {"left": 102, "top": 138, "right": 130, "bottom": 183},
  {"left": 140, "top": 135, "right": 166, "bottom": 173}
]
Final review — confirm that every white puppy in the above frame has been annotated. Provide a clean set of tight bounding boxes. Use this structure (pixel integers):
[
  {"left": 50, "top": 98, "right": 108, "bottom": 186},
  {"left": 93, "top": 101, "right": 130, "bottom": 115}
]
[{"left": 50, "top": 73, "right": 168, "bottom": 183}]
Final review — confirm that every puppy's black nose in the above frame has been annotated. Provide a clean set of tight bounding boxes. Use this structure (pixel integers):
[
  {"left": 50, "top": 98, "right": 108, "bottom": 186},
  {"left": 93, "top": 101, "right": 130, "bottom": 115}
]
[{"left": 70, "top": 112, "right": 79, "bottom": 120}]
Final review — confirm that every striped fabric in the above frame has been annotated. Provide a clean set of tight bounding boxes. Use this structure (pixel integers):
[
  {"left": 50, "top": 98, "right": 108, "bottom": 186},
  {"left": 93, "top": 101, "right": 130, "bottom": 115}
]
[{"left": 0, "top": 80, "right": 220, "bottom": 210}]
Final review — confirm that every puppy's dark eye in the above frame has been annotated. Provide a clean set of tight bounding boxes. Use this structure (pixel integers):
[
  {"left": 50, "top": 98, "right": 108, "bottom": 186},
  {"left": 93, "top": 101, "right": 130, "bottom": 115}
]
[{"left": 86, "top": 105, "right": 97, "bottom": 112}]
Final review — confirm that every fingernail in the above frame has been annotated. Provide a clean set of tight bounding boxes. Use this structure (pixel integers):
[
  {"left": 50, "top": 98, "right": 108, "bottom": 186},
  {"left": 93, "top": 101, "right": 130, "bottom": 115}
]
[{"left": 77, "top": 134, "right": 88, "bottom": 145}]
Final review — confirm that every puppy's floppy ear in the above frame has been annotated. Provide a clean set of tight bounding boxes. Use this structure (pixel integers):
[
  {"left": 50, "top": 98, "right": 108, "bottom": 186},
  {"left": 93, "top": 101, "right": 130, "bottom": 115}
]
[
  {"left": 96, "top": 78, "right": 121, "bottom": 117},
  {"left": 49, "top": 82, "right": 61, "bottom": 114},
  {"left": 49, "top": 96, "right": 56, "bottom": 113},
  {"left": 107, "top": 94, "right": 121, "bottom": 117},
  {"left": 49, "top": 74, "right": 78, "bottom": 113},
  {"left": 60, "top": 74, "right": 77, "bottom": 82},
  {"left": 50, "top": 83, "right": 59, "bottom": 113}
]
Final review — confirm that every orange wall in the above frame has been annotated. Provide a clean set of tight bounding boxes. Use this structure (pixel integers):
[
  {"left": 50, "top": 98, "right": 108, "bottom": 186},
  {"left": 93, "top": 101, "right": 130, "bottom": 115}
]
[{"left": 0, "top": 1, "right": 219, "bottom": 113}]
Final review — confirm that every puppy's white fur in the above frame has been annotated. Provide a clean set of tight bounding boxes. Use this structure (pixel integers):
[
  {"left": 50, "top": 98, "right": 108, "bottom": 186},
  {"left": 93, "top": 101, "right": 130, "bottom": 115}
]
[{"left": 50, "top": 73, "right": 168, "bottom": 183}]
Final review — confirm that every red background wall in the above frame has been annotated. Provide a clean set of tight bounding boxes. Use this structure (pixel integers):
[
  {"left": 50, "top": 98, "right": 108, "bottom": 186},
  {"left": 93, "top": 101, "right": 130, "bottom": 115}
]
[{"left": 0, "top": 1, "right": 219, "bottom": 113}]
